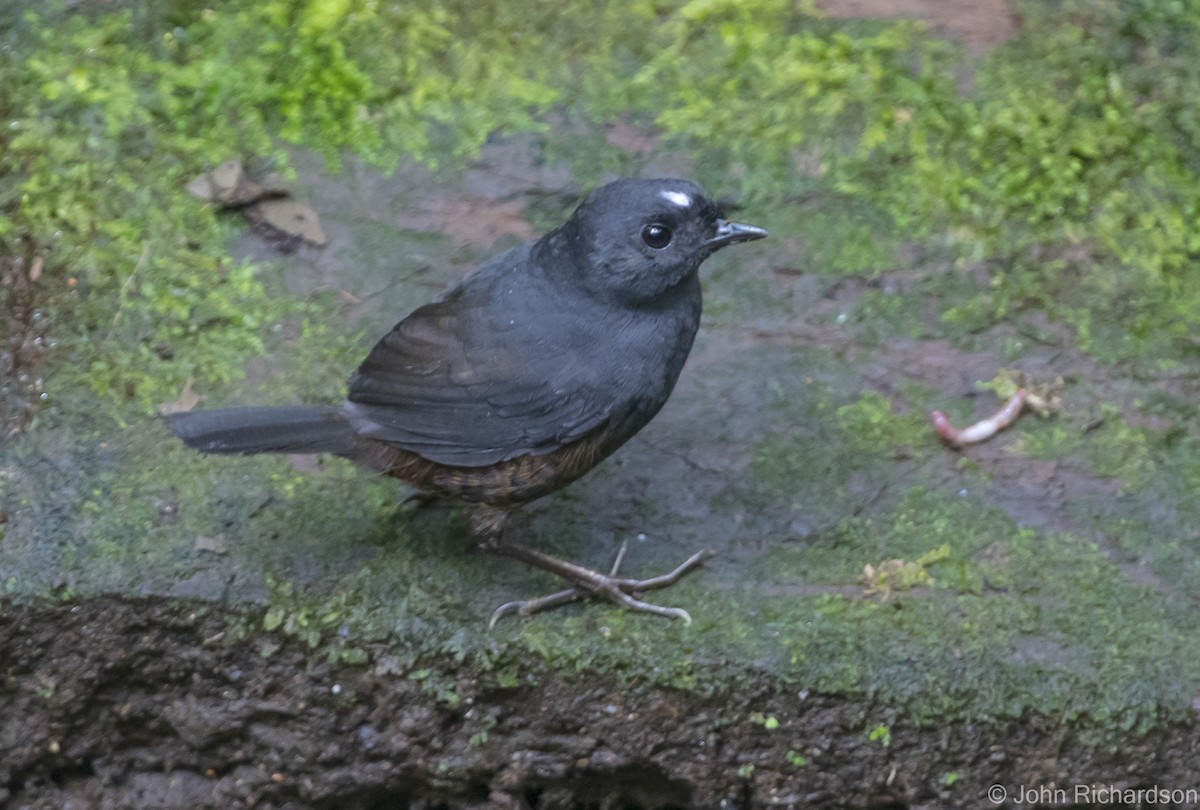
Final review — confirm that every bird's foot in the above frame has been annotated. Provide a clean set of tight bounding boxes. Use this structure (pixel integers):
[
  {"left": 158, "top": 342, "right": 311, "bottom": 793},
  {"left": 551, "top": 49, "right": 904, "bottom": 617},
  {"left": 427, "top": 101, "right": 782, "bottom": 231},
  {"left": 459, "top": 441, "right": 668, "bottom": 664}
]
[{"left": 486, "top": 540, "right": 712, "bottom": 628}]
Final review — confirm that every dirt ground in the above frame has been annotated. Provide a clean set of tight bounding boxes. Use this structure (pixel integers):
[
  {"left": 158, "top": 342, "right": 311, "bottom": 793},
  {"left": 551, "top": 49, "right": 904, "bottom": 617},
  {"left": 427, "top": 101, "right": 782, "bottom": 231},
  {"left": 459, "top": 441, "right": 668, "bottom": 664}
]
[{"left": 4, "top": 596, "right": 1196, "bottom": 810}]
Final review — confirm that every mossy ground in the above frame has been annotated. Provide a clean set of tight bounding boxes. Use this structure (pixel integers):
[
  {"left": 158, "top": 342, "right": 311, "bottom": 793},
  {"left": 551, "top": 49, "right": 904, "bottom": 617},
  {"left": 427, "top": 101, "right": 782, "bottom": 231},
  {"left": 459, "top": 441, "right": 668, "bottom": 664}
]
[{"left": 4, "top": 0, "right": 1200, "bottom": 804}]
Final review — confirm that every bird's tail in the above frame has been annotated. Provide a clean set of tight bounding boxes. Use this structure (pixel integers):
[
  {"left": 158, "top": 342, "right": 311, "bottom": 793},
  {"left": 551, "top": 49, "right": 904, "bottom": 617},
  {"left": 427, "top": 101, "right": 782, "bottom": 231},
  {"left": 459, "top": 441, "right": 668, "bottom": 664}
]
[{"left": 167, "top": 406, "right": 360, "bottom": 456}]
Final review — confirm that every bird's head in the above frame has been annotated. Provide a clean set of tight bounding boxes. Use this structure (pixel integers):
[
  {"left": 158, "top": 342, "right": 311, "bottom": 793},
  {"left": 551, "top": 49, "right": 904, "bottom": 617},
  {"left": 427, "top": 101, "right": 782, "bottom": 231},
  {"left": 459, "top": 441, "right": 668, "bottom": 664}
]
[{"left": 550, "top": 178, "right": 767, "bottom": 305}]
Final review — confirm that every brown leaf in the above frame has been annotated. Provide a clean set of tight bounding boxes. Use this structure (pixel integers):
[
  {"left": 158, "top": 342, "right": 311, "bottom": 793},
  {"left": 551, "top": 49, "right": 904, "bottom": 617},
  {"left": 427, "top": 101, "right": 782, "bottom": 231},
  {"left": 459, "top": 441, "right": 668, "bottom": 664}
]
[
  {"left": 185, "top": 172, "right": 218, "bottom": 201},
  {"left": 186, "top": 160, "right": 245, "bottom": 202},
  {"left": 157, "top": 377, "right": 202, "bottom": 415},
  {"left": 187, "top": 160, "right": 287, "bottom": 207},
  {"left": 250, "top": 199, "right": 327, "bottom": 246},
  {"left": 209, "top": 159, "right": 244, "bottom": 195}
]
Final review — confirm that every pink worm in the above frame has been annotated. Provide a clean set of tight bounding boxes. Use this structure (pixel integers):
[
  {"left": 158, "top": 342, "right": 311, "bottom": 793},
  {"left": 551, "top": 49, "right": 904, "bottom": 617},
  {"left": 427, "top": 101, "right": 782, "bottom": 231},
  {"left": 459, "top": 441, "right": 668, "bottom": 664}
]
[{"left": 931, "top": 388, "right": 1028, "bottom": 446}]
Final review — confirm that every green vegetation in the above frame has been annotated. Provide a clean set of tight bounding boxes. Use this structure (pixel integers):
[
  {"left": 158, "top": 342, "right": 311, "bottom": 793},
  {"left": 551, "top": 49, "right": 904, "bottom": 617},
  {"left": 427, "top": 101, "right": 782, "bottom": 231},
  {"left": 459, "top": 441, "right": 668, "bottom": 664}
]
[
  {"left": 0, "top": 0, "right": 563, "bottom": 412},
  {"left": 7, "top": 0, "right": 1200, "bottom": 416},
  {"left": 628, "top": 0, "right": 1200, "bottom": 365},
  {"left": 1020, "top": 405, "right": 1158, "bottom": 490},
  {"left": 834, "top": 390, "right": 930, "bottom": 454},
  {"left": 785, "top": 750, "right": 808, "bottom": 768},
  {"left": 867, "top": 723, "right": 892, "bottom": 748}
]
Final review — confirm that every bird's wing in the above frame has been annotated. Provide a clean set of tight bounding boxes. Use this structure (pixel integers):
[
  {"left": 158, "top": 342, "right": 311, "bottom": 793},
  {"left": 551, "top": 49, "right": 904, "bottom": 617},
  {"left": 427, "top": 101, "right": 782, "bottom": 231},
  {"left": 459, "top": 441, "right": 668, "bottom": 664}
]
[{"left": 344, "top": 282, "right": 613, "bottom": 468}]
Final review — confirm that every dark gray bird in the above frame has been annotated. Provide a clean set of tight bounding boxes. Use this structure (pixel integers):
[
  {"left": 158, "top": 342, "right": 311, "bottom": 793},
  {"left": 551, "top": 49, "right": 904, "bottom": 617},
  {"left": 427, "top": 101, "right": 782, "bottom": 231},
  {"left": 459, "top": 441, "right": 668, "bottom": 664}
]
[{"left": 169, "top": 178, "right": 766, "bottom": 624}]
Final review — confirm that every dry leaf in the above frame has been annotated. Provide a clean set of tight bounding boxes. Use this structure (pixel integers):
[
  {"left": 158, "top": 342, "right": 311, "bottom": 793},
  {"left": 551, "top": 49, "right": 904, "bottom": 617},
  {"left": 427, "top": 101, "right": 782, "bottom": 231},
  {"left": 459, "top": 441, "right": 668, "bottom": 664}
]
[
  {"left": 185, "top": 172, "right": 217, "bottom": 201},
  {"left": 157, "top": 377, "right": 202, "bottom": 415},
  {"left": 250, "top": 199, "right": 327, "bottom": 246},
  {"left": 186, "top": 160, "right": 288, "bottom": 207},
  {"left": 978, "top": 368, "right": 1063, "bottom": 417},
  {"left": 860, "top": 545, "right": 950, "bottom": 599},
  {"left": 187, "top": 159, "right": 244, "bottom": 202}
]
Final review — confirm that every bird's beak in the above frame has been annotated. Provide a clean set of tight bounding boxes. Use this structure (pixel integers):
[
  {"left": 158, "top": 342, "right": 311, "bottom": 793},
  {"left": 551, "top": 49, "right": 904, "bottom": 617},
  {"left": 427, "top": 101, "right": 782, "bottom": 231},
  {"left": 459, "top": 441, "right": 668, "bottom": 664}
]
[{"left": 707, "top": 219, "right": 768, "bottom": 250}]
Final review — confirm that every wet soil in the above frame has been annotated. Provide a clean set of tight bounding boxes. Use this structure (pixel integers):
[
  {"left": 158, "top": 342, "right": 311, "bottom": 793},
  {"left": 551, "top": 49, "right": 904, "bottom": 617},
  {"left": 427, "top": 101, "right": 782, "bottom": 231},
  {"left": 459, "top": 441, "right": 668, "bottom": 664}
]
[{"left": 4, "top": 596, "right": 1196, "bottom": 810}]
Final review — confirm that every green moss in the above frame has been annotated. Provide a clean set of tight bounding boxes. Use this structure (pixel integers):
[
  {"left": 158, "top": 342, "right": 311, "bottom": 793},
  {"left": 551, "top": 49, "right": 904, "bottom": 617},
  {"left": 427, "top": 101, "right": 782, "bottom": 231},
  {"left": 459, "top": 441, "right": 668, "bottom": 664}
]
[
  {"left": 701, "top": 262, "right": 791, "bottom": 327},
  {"left": 6, "top": 399, "right": 1197, "bottom": 734},
  {"left": 1070, "top": 434, "right": 1200, "bottom": 602},
  {"left": 756, "top": 490, "right": 1198, "bottom": 731},
  {"left": 1, "top": 0, "right": 569, "bottom": 415},
  {"left": 1019, "top": 406, "right": 1157, "bottom": 491},
  {"left": 11, "top": 0, "right": 1200, "bottom": 419},
  {"left": 850, "top": 289, "right": 928, "bottom": 344},
  {"left": 834, "top": 390, "right": 930, "bottom": 455},
  {"left": 587, "top": 0, "right": 1200, "bottom": 365}
]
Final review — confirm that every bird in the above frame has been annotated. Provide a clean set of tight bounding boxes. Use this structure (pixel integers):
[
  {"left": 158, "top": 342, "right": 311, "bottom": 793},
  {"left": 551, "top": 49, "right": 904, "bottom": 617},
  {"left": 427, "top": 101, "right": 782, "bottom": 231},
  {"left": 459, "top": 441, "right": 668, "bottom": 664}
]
[{"left": 169, "top": 178, "right": 767, "bottom": 625}]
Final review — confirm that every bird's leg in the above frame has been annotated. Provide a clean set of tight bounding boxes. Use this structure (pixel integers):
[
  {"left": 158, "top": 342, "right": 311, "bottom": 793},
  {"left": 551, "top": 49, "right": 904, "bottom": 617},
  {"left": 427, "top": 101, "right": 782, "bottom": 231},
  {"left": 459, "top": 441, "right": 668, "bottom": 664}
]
[
  {"left": 472, "top": 507, "right": 712, "bottom": 627},
  {"left": 487, "top": 541, "right": 712, "bottom": 627},
  {"left": 399, "top": 490, "right": 453, "bottom": 512}
]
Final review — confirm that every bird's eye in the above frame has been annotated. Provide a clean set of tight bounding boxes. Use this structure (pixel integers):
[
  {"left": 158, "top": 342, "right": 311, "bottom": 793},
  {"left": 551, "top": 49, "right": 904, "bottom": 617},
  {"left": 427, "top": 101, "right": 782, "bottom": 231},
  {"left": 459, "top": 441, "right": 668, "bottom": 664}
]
[{"left": 641, "top": 223, "right": 673, "bottom": 249}]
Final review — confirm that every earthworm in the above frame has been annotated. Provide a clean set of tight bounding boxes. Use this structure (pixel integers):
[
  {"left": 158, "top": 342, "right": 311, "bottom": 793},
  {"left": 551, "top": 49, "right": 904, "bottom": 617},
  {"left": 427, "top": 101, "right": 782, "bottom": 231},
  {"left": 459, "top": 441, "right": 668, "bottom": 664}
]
[{"left": 931, "top": 388, "right": 1028, "bottom": 446}]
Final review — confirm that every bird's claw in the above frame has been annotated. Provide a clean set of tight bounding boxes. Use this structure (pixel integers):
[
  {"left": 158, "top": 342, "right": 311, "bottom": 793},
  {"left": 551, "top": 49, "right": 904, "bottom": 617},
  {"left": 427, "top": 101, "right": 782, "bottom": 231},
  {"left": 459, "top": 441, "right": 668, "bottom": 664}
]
[
  {"left": 489, "top": 589, "right": 583, "bottom": 628},
  {"left": 487, "top": 543, "right": 711, "bottom": 628}
]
